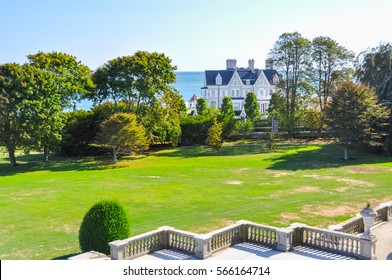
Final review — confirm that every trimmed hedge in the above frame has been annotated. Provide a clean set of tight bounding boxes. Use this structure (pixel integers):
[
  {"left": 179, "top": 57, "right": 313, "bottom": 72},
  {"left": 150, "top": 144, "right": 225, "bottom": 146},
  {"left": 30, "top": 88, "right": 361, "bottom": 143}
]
[{"left": 79, "top": 200, "right": 130, "bottom": 255}]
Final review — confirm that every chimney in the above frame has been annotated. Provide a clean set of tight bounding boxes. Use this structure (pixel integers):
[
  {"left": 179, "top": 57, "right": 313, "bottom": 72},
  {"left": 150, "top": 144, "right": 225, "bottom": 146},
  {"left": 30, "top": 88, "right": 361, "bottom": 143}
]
[
  {"left": 248, "top": 59, "right": 255, "bottom": 72},
  {"left": 265, "top": 59, "right": 274, "bottom": 70},
  {"left": 226, "top": 59, "right": 237, "bottom": 70}
]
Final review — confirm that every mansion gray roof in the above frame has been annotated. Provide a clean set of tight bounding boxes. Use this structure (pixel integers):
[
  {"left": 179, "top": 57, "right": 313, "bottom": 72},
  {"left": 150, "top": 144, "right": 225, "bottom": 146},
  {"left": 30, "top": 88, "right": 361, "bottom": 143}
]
[{"left": 204, "top": 68, "right": 279, "bottom": 86}]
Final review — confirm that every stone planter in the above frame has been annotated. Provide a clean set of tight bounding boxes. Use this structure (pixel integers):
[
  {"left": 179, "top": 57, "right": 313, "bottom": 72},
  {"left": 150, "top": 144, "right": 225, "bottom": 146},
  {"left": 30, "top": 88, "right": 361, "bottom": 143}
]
[{"left": 360, "top": 203, "right": 377, "bottom": 240}]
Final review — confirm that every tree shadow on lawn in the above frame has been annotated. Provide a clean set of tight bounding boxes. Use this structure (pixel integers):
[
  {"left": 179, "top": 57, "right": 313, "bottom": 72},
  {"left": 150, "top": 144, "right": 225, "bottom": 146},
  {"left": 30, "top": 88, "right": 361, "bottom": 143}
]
[
  {"left": 154, "top": 143, "right": 294, "bottom": 158},
  {"left": 0, "top": 153, "right": 144, "bottom": 177},
  {"left": 267, "top": 144, "right": 392, "bottom": 171}
]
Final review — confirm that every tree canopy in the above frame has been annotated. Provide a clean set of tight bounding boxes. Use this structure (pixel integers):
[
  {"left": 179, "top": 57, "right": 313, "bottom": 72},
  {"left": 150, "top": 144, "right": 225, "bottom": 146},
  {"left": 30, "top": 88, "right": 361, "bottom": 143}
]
[
  {"left": 27, "top": 51, "right": 93, "bottom": 108},
  {"left": 90, "top": 51, "right": 177, "bottom": 114},
  {"left": 356, "top": 43, "right": 392, "bottom": 102}
]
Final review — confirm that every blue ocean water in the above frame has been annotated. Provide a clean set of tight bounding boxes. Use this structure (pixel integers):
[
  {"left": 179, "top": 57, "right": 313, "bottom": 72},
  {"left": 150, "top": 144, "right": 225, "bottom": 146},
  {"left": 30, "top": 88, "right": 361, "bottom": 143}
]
[
  {"left": 75, "top": 71, "right": 204, "bottom": 110},
  {"left": 172, "top": 71, "right": 204, "bottom": 102}
]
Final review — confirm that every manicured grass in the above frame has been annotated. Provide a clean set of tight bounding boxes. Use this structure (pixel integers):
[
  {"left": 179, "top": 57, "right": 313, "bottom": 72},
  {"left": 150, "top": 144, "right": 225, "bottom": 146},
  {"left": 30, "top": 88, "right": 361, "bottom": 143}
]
[{"left": 0, "top": 142, "right": 391, "bottom": 259}]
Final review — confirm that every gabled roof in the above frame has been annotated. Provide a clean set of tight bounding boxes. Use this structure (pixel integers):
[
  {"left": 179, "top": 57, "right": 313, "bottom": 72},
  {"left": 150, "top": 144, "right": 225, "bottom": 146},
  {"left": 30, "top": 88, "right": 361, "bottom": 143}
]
[
  {"left": 263, "top": 69, "right": 280, "bottom": 83},
  {"left": 205, "top": 70, "right": 235, "bottom": 86},
  {"left": 205, "top": 68, "right": 279, "bottom": 86}
]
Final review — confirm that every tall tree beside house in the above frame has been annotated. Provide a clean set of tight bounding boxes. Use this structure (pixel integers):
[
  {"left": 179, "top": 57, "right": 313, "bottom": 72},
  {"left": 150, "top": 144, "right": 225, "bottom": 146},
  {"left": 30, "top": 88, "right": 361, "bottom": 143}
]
[
  {"left": 356, "top": 43, "right": 392, "bottom": 154},
  {"left": 218, "top": 96, "right": 236, "bottom": 139},
  {"left": 310, "top": 36, "right": 354, "bottom": 112},
  {"left": 196, "top": 98, "right": 207, "bottom": 115},
  {"left": 268, "top": 32, "right": 311, "bottom": 137},
  {"left": 95, "top": 113, "right": 149, "bottom": 163},
  {"left": 324, "top": 81, "right": 390, "bottom": 159},
  {"left": 244, "top": 92, "right": 260, "bottom": 121},
  {"left": 219, "top": 96, "right": 235, "bottom": 120}
]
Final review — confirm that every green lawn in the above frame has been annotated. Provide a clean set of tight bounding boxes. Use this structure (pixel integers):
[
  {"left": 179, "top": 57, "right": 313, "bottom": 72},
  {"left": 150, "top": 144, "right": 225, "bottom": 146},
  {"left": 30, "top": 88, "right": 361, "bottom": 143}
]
[{"left": 1, "top": 142, "right": 391, "bottom": 259}]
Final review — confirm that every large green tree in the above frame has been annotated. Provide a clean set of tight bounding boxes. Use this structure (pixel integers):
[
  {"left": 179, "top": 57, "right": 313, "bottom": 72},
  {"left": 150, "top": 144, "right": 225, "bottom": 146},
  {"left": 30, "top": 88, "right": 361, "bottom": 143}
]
[
  {"left": 95, "top": 113, "right": 149, "bottom": 163},
  {"left": 310, "top": 36, "right": 354, "bottom": 112},
  {"left": 27, "top": 51, "right": 93, "bottom": 108},
  {"left": 90, "top": 51, "right": 177, "bottom": 115},
  {"left": 0, "top": 63, "right": 67, "bottom": 164},
  {"left": 268, "top": 32, "right": 311, "bottom": 137},
  {"left": 324, "top": 82, "right": 390, "bottom": 159}
]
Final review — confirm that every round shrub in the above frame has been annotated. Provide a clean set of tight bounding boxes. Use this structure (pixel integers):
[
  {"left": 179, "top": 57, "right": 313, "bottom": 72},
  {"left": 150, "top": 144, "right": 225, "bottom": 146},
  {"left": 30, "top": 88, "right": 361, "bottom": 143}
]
[{"left": 79, "top": 200, "right": 130, "bottom": 255}]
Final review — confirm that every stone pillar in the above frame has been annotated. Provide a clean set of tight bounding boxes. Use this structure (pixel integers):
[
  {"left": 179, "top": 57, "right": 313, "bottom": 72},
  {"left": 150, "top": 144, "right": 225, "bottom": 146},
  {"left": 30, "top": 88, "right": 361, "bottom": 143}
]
[
  {"left": 276, "top": 228, "right": 294, "bottom": 252},
  {"left": 380, "top": 202, "right": 392, "bottom": 221},
  {"left": 157, "top": 226, "right": 175, "bottom": 249},
  {"left": 359, "top": 235, "right": 377, "bottom": 260},
  {"left": 109, "top": 240, "right": 128, "bottom": 260},
  {"left": 236, "top": 220, "right": 250, "bottom": 242},
  {"left": 289, "top": 223, "right": 307, "bottom": 246},
  {"left": 194, "top": 234, "right": 212, "bottom": 259}
]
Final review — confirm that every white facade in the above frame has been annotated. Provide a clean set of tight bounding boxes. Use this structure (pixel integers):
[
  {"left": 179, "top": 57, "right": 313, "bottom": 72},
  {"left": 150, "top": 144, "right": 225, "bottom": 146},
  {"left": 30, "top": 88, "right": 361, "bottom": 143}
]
[{"left": 201, "top": 59, "right": 279, "bottom": 115}]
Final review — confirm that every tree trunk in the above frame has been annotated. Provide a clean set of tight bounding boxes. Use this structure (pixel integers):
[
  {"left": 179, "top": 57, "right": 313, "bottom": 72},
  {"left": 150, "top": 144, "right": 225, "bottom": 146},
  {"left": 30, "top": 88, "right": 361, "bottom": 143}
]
[
  {"left": 344, "top": 147, "right": 349, "bottom": 160},
  {"left": 8, "top": 149, "right": 18, "bottom": 166},
  {"left": 113, "top": 149, "right": 118, "bottom": 163},
  {"left": 43, "top": 146, "right": 50, "bottom": 163}
]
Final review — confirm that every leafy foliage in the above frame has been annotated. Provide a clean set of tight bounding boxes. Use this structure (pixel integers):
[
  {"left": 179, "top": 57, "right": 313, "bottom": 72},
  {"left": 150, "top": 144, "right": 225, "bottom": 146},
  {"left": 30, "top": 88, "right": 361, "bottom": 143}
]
[
  {"left": 324, "top": 82, "right": 390, "bottom": 158},
  {"left": 268, "top": 32, "right": 311, "bottom": 137},
  {"left": 218, "top": 96, "right": 236, "bottom": 139},
  {"left": 179, "top": 114, "right": 216, "bottom": 145},
  {"left": 95, "top": 113, "right": 149, "bottom": 163},
  {"left": 310, "top": 36, "right": 354, "bottom": 112},
  {"left": 244, "top": 92, "right": 260, "bottom": 121},
  {"left": 196, "top": 98, "right": 207, "bottom": 115},
  {"left": 206, "top": 120, "right": 223, "bottom": 151},
  {"left": 79, "top": 200, "right": 130, "bottom": 255},
  {"left": 356, "top": 43, "right": 392, "bottom": 102},
  {"left": 90, "top": 51, "right": 176, "bottom": 114},
  {"left": 27, "top": 51, "right": 93, "bottom": 108}
]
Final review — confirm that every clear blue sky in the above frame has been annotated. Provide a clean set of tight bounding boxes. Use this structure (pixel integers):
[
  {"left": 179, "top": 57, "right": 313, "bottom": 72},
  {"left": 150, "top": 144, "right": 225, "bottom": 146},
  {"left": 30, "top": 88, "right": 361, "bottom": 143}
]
[{"left": 1, "top": 0, "right": 391, "bottom": 71}]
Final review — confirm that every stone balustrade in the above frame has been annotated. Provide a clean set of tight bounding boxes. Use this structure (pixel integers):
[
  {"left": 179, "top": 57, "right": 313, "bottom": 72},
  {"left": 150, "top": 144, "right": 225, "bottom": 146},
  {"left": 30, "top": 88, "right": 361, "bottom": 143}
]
[
  {"left": 298, "top": 225, "right": 362, "bottom": 258},
  {"left": 329, "top": 201, "right": 392, "bottom": 234},
  {"left": 109, "top": 201, "right": 392, "bottom": 260}
]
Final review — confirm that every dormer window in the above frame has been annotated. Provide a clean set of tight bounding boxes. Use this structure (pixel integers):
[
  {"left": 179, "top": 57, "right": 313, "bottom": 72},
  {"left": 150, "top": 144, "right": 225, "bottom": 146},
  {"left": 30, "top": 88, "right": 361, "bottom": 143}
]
[
  {"left": 246, "top": 79, "right": 250, "bottom": 85},
  {"left": 215, "top": 73, "right": 222, "bottom": 85}
]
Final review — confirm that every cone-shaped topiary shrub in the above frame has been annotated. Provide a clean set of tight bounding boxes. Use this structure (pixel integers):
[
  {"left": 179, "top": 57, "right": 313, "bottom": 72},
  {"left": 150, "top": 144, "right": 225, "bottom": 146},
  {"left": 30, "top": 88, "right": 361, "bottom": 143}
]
[{"left": 79, "top": 200, "right": 130, "bottom": 255}]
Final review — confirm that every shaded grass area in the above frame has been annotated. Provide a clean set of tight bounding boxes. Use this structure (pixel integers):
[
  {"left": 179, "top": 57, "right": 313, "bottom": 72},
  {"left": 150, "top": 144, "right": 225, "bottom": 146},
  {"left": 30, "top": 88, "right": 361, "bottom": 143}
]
[{"left": 0, "top": 142, "right": 391, "bottom": 259}]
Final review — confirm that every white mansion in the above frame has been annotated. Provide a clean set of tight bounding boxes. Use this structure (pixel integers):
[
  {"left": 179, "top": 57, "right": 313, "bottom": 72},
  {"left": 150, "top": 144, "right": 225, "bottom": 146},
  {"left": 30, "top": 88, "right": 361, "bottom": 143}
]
[{"left": 201, "top": 59, "right": 280, "bottom": 114}]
